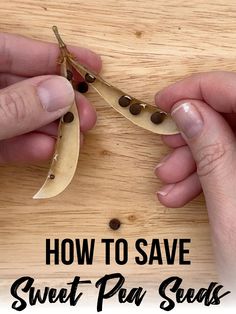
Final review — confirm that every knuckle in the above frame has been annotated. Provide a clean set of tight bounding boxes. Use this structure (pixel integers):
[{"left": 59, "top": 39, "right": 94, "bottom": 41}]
[
  {"left": 0, "top": 90, "right": 29, "bottom": 123},
  {"left": 196, "top": 142, "right": 227, "bottom": 177}
]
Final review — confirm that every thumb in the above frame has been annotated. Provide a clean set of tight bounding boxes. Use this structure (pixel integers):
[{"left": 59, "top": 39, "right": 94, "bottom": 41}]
[
  {"left": 171, "top": 100, "right": 236, "bottom": 204},
  {"left": 0, "top": 75, "right": 74, "bottom": 140},
  {"left": 171, "top": 100, "right": 236, "bottom": 284}
]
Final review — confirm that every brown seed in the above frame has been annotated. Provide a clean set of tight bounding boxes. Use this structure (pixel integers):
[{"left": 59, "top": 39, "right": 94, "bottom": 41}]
[
  {"left": 85, "top": 73, "right": 96, "bottom": 83},
  {"left": 118, "top": 95, "right": 132, "bottom": 107},
  {"left": 77, "top": 81, "right": 89, "bottom": 93},
  {"left": 63, "top": 112, "right": 74, "bottom": 123},
  {"left": 129, "top": 103, "right": 142, "bottom": 115},
  {"left": 66, "top": 70, "right": 73, "bottom": 81},
  {"left": 150, "top": 111, "right": 166, "bottom": 124},
  {"left": 109, "top": 218, "right": 121, "bottom": 230},
  {"left": 49, "top": 174, "right": 55, "bottom": 179}
]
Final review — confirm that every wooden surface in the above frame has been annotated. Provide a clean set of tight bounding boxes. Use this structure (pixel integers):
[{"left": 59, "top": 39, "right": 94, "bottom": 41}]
[{"left": 1, "top": 0, "right": 236, "bottom": 304}]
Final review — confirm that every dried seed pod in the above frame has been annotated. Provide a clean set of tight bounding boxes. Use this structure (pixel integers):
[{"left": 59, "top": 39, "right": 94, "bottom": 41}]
[
  {"left": 33, "top": 27, "right": 80, "bottom": 199},
  {"left": 34, "top": 26, "right": 179, "bottom": 200}
]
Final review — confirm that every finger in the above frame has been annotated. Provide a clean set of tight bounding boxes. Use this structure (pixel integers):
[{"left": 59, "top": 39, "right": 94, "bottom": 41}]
[
  {"left": 0, "top": 131, "right": 84, "bottom": 164},
  {"left": 37, "top": 121, "right": 59, "bottom": 137},
  {"left": 36, "top": 92, "right": 97, "bottom": 137},
  {"left": 222, "top": 113, "right": 236, "bottom": 131},
  {"left": 156, "top": 71, "right": 236, "bottom": 113},
  {"left": 0, "top": 72, "right": 89, "bottom": 90},
  {"left": 0, "top": 133, "right": 55, "bottom": 164},
  {"left": 161, "top": 134, "right": 186, "bottom": 148},
  {"left": 0, "top": 73, "right": 26, "bottom": 88},
  {"left": 171, "top": 99, "right": 236, "bottom": 280},
  {"left": 0, "top": 75, "right": 74, "bottom": 140},
  {"left": 35, "top": 93, "right": 97, "bottom": 140},
  {"left": 37, "top": 92, "right": 97, "bottom": 135},
  {"left": 157, "top": 172, "right": 202, "bottom": 208},
  {"left": 171, "top": 99, "right": 236, "bottom": 200},
  {"left": 0, "top": 32, "right": 102, "bottom": 76},
  {"left": 155, "top": 146, "right": 196, "bottom": 184},
  {"left": 75, "top": 92, "right": 97, "bottom": 132}
]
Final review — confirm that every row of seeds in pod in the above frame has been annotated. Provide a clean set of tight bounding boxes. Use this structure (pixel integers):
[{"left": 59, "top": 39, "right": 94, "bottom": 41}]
[
  {"left": 83, "top": 72, "right": 166, "bottom": 125},
  {"left": 82, "top": 71, "right": 167, "bottom": 125},
  {"left": 118, "top": 95, "right": 166, "bottom": 124}
]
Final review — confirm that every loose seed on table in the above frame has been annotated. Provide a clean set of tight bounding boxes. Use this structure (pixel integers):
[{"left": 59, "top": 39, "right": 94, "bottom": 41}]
[{"left": 109, "top": 218, "right": 121, "bottom": 230}]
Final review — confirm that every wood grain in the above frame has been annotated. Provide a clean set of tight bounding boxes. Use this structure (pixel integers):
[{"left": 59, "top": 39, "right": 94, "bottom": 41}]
[{"left": 1, "top": 0, "right": 235, "bottom": 302}]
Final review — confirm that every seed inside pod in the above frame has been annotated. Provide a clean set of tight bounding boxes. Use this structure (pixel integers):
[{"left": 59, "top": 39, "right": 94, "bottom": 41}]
[
  {"left": 118, "top": 95, "right": 132, "bottom": 107},
  {"left": 85, "top": 73, "right": 96, "bottom": 83},
  {"left": 129, "top": 103, "right": 142, "bottom": 115},
  {"left": 66, "top": 70, "right": 73, "bottom": 81},
  {"left": 77, "top": 81, "right": 89, "bottom": 93},
  {"left": 63, "top": 112, "right": 74, "bottom": 123},
  {"left": 150, "top": 111, "right": 166, "bottom": 124}
]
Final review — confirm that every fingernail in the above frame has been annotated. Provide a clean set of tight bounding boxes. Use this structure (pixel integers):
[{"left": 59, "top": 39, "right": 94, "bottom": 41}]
[
  {"left": 38, "top": 76, "right": 74, "bottom": 112},
  {"left": 154, "top": 154, "right": 171, "bottom": 171},
  {"left": 171, "top": 102, "right": 204, "bottom": 139},
  {"left": 157, "top": 184, "right": 175, "bottom": 196}
]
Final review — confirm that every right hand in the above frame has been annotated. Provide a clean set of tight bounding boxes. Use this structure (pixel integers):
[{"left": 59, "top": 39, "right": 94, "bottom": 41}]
[{"left": 155, "top": 71, "right": 236, "bottom": 288}]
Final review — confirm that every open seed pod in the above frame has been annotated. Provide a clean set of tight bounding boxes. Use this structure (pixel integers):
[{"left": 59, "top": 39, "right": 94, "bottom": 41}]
[
  {"left": 34, "top": 26, "right": 179, "bottom": 199},
  {"left": 68, "top": 56, "right": 178, "bottom": 135}
]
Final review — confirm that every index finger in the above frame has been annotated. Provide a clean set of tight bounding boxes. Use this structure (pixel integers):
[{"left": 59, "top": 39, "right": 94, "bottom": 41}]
[
  {"left": 0, "top": 32, "right": 102, "bottom": 76},
  {"left": 155, "top": 71, "right": 236, "bottom": 114}
]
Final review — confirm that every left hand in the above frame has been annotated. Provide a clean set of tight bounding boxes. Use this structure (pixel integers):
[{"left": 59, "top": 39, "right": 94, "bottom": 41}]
[{"left": 0, "top": 32, "right": 102, "bottom": 164}]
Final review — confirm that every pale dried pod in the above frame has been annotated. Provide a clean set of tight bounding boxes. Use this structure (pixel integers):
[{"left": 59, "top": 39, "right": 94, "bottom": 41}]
[{"left": 33, "top": 27, "right": 80, "bottom": 199}]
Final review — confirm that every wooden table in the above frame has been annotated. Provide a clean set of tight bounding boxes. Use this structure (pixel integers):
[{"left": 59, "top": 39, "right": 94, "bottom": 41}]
[{"left": 1, "top": 0, "right": 235, "bottom": 307}]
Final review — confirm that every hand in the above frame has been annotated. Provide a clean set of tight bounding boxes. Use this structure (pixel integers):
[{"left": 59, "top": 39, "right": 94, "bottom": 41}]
[
  {"left": 155, "top": 71, "right": 236, "bottom": 287},
  {"left": 0, "top": 32, "right": 101, "bottom": 163}
]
